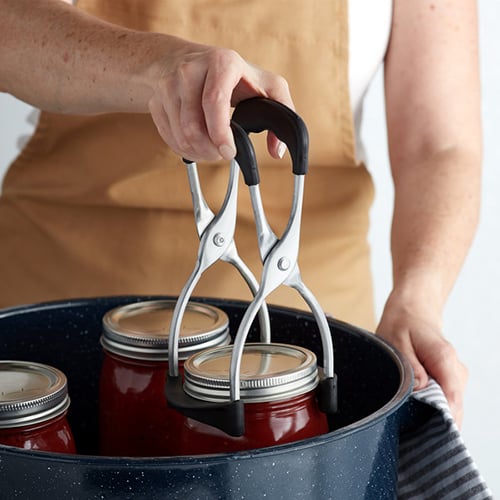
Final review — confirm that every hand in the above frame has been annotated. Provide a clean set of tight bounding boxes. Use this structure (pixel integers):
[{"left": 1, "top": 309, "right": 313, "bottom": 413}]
[
  {"left": 147, "top": 40, "right": 293, "bottom": 162},
  {"left": 376, "top": 292, "right": 468, "bottom": 428}
]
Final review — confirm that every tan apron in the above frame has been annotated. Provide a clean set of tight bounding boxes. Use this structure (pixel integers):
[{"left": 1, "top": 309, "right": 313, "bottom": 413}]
[{"left": 0, "top": 0, "right": 375, "bottom": 329}]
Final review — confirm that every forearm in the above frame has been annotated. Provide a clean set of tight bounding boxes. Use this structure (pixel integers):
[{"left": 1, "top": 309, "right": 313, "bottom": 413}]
[
  {"left": 0, "top": 0, "right": 178, "bottom": 114},
  {"left": 389, "top": 147, "right": 481, "bottom": 316},
  {"left": 384, "top": 0, "right": 482, "bottom": 316}
]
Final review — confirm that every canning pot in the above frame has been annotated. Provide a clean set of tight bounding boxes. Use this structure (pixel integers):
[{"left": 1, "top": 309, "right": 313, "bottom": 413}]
[{"left": 0, "top": 296, "right": 413, "bottom": 499}]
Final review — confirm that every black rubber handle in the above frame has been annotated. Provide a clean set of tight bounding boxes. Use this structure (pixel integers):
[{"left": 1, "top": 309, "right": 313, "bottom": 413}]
[
  {"left": 165, "top": 375, "right": 245, "bottom": 437},
  {"left": 231, "top": 121, "right": 259, "bottom": 184},
  {"left": 231, "top": 97, "right": 309, "bottom": 185},
  {"left": 317, "top": 375, "right": 338, "bottom": 414},
  {"left": 183, "top": 122, "right": 258, "bottom": 183}
]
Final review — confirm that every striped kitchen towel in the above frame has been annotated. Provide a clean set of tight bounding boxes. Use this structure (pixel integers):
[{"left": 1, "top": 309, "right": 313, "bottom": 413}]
[{"left": 398, "top": 379, "right": 493, "bottom": 499}]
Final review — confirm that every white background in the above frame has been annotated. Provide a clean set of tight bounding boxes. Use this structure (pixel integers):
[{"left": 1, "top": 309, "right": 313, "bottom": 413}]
[{"left": 0, "top": 1, "right": 498, "bottom": 495}]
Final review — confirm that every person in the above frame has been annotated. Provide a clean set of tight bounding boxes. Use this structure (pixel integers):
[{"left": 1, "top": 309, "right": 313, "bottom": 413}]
[{"left": 0, "top": 0, "right": 481, "bottom": 428}]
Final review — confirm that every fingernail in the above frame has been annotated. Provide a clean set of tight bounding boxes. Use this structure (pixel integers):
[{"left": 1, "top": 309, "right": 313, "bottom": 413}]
[
  {"left": 413, "top": 378, "right": 421, "bottom": 390},
  {"left": 219, "top": 143, "right": 236, "bottom": 160},
  {"left": 277, "top": 141, "right": 287, "bottom": 159}
]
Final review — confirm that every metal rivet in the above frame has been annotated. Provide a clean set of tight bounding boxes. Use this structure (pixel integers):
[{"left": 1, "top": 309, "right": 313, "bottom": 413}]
[
  {"left": 213, "top": 233, "right": 225, "bottom": 247},
  {"left": 277, "top": 257, "right": 290, "bottom": 271}
]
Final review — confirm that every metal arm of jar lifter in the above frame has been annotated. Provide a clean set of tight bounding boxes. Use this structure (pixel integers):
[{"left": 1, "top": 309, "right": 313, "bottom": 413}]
[
  {"left": 166, "top": 99, "right": 337, "bottom": 437},
  {"left": 165, "top": 123, "right": 270, "bottom": 437},
  {"left": 180, "top": 158, "right": 271, "bottom": 346},
  {"left": 167, "top": 123, "right": 271, "bottom": 376}
]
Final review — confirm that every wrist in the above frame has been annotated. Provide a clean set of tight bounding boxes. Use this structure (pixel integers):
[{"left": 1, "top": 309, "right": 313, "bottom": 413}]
[
  {"left": 382, "top": 276, "right": 446, "bottom": 328},
  {"left": 393, "top": 264, "right": 451, "bottom": 306},
  {"left": 111, "top": 32, "right": 178, "bottom": 113}
]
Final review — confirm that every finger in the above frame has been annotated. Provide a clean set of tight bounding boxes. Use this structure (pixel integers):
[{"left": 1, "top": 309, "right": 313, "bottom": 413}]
[
  {"left": 148, "top": 93, "right": 179, "bottom": 153},
  {"left": 251, "top": 68, "right": 294, "bottom": 158},
  {"left": 377, "top": 329, "right": 429, "bottom": 391},
  {"left": 148, "top": 75, "right": 197, "bottom": 159},
  {"left": 256, "top": 67, "right": 295, "bottom": 111},
  {"left": 202, "top": 51, "right": 240, "bottom": 160},
  {"left": 403, "top": 347, "right": 429, "bottom": 392},
  {"left": 177, "top": 61, "right": 222, "bottom": 161},
  {"left": 424, "top": 343, "right": 467, "bottom": 427},
  {"left": 267, "top": 133, "right": 287, "bottom": 160},
  {"left": 158, "top": 73, "right": 203, "bottom": 160},
  {"left": 432, "top": 369, "right": 465, "bottom": 428}
]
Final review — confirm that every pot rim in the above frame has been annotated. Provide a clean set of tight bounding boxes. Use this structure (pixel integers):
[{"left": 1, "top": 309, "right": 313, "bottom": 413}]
[{"left": 0, "top": 296, "right": 413, "bottom": 465}]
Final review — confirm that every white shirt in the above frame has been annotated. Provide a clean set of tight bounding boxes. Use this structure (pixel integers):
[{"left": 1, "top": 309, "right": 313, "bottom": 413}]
[{"left": 349, "top": 0, "right": 393, "bottom": 162}]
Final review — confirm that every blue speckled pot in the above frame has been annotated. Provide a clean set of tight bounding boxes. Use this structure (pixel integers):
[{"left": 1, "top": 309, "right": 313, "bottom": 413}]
[{"left": 0, "top": 296, "right": 412, "bottom": 500}]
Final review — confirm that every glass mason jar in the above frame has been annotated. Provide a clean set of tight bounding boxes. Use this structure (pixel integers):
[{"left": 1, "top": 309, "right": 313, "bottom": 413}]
[
  {"left": 178, "top": 343, "right": 329, "bottom": 455},
  {"left": 98, "top": 299, "right": 230, "bottom": 457},
  {"left": 0, "top": 360, "right": 76, "bottom": 454}
]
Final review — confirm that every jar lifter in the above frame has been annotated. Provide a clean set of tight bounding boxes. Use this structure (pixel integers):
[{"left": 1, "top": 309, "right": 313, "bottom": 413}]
[{"left": 166, "top": 98, "right": 338, "bottom": 436}]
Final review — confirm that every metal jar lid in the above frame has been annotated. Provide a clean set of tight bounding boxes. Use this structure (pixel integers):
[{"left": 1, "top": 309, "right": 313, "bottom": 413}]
[
  {"left": 183, "top": 343, "right": 320, "bottom": 403},
  {"left": 101, "top": 300, "right": 230, "bottom": 361},
  {"left": 0, "top": 361, "right": 71, "bottom": 429}
]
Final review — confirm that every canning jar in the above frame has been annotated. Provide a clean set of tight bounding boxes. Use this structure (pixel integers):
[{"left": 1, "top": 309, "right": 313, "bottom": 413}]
[
  {"left": 99, "top": 299, "right": 230, "bottom": 456},
  {"left": 0, "top": 360, "right": 76, "bottom": 453},
  {"left": 178, "top": 343, "right": 329, "bottom": 454}
]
